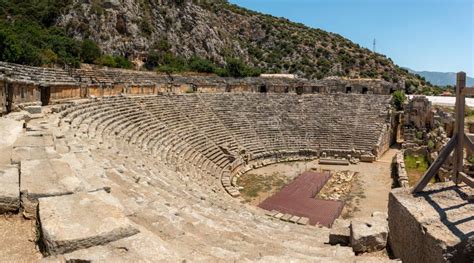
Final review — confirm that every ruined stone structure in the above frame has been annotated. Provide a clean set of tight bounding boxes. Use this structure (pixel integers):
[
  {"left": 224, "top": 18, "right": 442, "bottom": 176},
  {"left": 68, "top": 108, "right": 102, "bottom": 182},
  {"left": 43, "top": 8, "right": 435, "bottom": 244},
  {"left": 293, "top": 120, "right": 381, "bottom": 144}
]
[
  {"left": 59, "top": 93, "right": 393, "bottom": 198},
  {"left": 391, "top": 76, "right": 474, "bottom": 262},
  {"left": 0, "top": 95, "right": 399, "bottom": 261},
  {"left": 389, "top": 183, "right": 473, "bottom": 263},
  {"left": 0, "top": 61, "right": 404, "bottom": 261},
  {"left": 0, "top": 61, "right": 402, "bottom": 115},
  {"left": 0, "top": 59, "right": 431, "bottom": 263}
]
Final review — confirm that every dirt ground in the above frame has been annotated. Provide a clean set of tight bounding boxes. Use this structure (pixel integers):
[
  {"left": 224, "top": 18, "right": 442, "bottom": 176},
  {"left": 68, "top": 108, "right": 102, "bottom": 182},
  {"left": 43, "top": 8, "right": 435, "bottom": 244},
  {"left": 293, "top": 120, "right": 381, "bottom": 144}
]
[
  {"left": 0, "top": 214, "right": 42, "bottom": 262},
  {"left": 238, "top": 146, "right": 399, "bottom": 218},
  {"left": 318, "top": 147, "right": 399, "bottom": 218},
  {"left": 238, "top": 161, "right": 311, "bottom": 205}
]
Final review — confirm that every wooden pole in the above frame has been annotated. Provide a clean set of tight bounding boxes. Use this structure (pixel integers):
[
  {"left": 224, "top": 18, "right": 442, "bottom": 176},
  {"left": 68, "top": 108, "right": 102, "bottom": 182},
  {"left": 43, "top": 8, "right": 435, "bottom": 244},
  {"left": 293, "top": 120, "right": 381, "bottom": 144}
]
[
  {"left": 453, "top": 72, "right": 466, "bottom": 184},
  {"left": 412, "top": 135, "right": 456, "bottom": 193}
]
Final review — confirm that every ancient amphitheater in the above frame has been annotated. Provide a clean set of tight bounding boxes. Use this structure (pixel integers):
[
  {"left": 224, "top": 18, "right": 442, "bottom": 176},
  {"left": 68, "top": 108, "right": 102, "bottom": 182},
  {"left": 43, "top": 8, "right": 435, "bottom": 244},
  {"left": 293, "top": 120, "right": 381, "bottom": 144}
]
[{"left": 0, "top": 62, "right": 472, "bottom": 262}]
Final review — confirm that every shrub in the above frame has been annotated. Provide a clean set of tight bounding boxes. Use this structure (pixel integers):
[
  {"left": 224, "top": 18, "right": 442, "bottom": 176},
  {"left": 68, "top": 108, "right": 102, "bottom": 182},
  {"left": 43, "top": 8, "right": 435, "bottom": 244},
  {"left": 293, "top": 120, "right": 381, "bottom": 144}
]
[
  {"left": 96, "top": 55, "right": 117, "bottom": 68},
  {"left": 80, "top": 39, "right": 101, "bottom": 63},
  {"left": 392, "top": 90, "right": 406, "bottom": 110},
  {"left": 96, "top": 55, "right": 132, "bottom": 69},
  {"left": 156, "top": 53, "right": 188, "bottom": 73},
  {"left": 218, "top": 57, "right": 261, "bottom": 78},
  {"left": 188, "top": 57, "right": 216, "bottom": 73},
  {"left": 144, "top": 50, "right": 161, "bottom": 70}
]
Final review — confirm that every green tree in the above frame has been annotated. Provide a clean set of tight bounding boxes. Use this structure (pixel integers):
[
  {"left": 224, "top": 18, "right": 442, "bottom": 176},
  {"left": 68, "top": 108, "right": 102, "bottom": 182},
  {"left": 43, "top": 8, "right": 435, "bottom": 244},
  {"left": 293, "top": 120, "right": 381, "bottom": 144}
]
[
  {"left": 219, "top": 57, "right": 261, "bottom": 78},
  {"left": 80, "top": 39, "right": 101, "bottom": 64},
  {"left": 392, "top": 90, "right": 406, "bottom": 111},
  {"left": 96, "top": 55, "right": 117, "bottom": 68},
  {"left": 188, "top": 57, "right": 216, "bottom": 73},
  {"left": 114, "top": 55, "right": 133, "bottom": 69}
]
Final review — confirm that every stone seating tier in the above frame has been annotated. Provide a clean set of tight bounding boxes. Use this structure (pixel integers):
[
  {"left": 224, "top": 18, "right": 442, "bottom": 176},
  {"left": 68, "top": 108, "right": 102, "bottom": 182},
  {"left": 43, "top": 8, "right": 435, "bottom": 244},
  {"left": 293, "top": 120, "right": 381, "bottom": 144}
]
[{"left": 61, "top": 93, "right": 392, "bottom": 197}]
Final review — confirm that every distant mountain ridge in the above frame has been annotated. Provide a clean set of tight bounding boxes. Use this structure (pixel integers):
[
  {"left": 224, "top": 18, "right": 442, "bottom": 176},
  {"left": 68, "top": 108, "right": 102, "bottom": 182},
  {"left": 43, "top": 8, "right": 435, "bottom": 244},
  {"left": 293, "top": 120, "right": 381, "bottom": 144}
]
[{"left": 406, "top": 68, "right": 474, "bottom": 87}]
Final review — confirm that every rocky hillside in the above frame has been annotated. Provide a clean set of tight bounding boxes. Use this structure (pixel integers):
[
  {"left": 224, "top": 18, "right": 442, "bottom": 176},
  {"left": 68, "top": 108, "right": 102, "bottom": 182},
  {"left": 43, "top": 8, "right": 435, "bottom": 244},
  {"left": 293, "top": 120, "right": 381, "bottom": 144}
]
[{"left": 1, "top": 0, "right": 431, "bottom": 91}]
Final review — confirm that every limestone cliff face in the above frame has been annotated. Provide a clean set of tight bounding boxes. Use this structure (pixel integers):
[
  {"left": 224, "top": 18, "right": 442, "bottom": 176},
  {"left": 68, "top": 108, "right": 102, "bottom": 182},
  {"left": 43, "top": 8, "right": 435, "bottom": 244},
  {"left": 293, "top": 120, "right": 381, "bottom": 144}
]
[
  {"left": 59, "top": 1, "right": 234, "bottom": 62},
  {"left": 58, "top": 0, "right": 408, "bottom": 81}
]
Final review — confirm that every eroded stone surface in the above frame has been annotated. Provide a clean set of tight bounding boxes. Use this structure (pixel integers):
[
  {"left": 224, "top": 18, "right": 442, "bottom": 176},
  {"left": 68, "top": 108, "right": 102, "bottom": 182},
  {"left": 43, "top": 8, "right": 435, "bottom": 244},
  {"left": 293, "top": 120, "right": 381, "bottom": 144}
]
[
  {"left": 11, "top": 147, "right": 59, "bottom": 164},
  {"left": 350, "top": 216, "right": 388, "bottom": 253},
  {"left": 330, "top": 219, "right": 351, "bottom": 246},
  {"left": 0, "top": 165, "right": 20, "bottom": 213},
  {"left": 25, "top": 106, "right": 42, "bottom": 114},
  {"left": 20, "top": 159, "right": 81, "bottom": 198},
  {"left": 388, "top": 183, "right": 474, "bottom": 263},
  {"left": 39, "top": 191, "right": 139, "bottom": 255},
  {"left": 13, "top": 135, "right": 54, "bottom": 148}
]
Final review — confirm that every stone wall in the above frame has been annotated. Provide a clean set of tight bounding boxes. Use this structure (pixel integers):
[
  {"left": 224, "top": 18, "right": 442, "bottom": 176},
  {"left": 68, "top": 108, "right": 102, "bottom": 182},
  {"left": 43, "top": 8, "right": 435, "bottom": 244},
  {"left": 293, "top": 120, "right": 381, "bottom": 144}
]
[
  {"left": 402, "top": 96, "right": 455, "bottom": 183},
  {"left": 0, "top": 60, "right": 402, "bottom": 114},
  {"left": 394, "top": 151, "right": 409, "bottom": 188},
  {"left": 388, "top": 184, "right": 473, "bottom": 263},
  {"left": 404, "top": 96, "right": 434, "bottom": 130}
]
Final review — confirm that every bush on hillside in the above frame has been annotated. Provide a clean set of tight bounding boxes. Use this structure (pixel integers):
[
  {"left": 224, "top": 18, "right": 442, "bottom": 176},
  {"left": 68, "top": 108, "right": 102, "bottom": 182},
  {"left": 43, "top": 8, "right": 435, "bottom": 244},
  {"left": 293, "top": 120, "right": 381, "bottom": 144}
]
[
  {"left": 188, "top": 57, "right": 216, "bottom": 73},
  {"left": 80, "top": 39, "right": 101, "bottom": 64},
  {"left": 96, "top": 55, "right": 133, "bottom": 69},
  {"left": 218, "top": 57, "right": 261, "bottom": 78}
]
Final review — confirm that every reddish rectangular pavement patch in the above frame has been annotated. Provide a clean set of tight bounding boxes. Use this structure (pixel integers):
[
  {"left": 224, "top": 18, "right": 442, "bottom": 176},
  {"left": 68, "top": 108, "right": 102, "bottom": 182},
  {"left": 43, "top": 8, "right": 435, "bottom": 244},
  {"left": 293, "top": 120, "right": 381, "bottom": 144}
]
[{"left": 258, "top": 171, "right": 344, "bottom": 227}]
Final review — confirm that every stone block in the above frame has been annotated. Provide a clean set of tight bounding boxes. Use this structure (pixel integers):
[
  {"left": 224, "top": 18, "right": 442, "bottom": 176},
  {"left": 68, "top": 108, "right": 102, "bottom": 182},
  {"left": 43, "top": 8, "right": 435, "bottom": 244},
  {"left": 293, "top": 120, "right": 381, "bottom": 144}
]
[
  {"left": 0, "top": 165, "right": 20, "bottom": 213},
  {"left": 11, "top": 146, "right": 60, "bottom": 164},
  {"left": 360, "top": 154, "right": 376, "bottom": 163},
  {"left": 297, "top": 217, "right": 310, "bottom": 225},
  {"left": 13, "top": 135, "right": 54, "bottom": 148},
  {"left": 280, "top": 214, "right": 292, "bottom": 222},
  {"left": 289, "top": 216, "right": 301, "bottom": 223},
  {"left": 273, "top": 213, "right": 284, "bottom": 219},
  {"left": 39, "top": 191, "right": 139, "bottom": 255},
  {"left": 20, "top": 159, "right": 82, "bottom": 199},
  {"left": 25, "top": 106, "right": 42, "bottom": 114},
  {"left": 265, "top": 210, "right": 279, "bottom": 217},
  {"left": 329, "top": 219, "right": 351, "bottom": 246},
  {"left": 350, "top": 216, "right": 388, "bottom": 253},
  {"left": 388, "top": 184, "right": 473, "bottom": 263}
]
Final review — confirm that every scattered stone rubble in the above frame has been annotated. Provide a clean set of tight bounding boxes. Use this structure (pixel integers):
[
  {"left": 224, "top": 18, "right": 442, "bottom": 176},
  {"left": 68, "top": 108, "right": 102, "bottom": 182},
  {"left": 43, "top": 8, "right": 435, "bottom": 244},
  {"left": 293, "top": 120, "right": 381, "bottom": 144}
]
[
  {"left": 317, "top": 171, "right": 357, "bottom": 201},
  {"left": 397, "top": 96, "right": 456, "bottom": 187}
]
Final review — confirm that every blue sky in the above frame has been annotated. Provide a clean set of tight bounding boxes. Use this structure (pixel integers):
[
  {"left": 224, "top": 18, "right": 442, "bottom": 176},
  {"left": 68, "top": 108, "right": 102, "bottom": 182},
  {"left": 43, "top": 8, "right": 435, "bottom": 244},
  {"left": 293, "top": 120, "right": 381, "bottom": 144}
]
[{"left": 229, "top": 0, "right": 474, "bottom": 76}]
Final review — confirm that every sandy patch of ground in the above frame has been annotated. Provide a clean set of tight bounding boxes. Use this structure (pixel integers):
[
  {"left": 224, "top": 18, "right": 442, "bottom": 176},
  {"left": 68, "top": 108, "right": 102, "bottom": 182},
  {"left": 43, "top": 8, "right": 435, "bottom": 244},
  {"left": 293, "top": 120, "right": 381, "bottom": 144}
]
[
  {"left": 0, "top": 214, "right": 42, "bottom": 262},
  {"left": 318, "top": 146, "right": 399, "bottom": 218}
]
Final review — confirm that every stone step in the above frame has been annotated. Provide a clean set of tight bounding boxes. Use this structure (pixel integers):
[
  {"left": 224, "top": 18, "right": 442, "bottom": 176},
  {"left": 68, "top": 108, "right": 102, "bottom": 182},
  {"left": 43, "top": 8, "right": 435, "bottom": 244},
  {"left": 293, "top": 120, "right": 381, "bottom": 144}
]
[
  {"left": 0, "top": 165, "right": 20, "bottom": 213},
  {"left": 38, "top": 191, "right": 139, "bottom": 255}
]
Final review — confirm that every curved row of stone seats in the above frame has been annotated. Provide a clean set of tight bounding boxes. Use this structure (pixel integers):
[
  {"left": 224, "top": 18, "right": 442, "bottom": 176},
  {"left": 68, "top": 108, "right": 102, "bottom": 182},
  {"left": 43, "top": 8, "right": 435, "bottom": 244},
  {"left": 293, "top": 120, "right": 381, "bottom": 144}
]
[
  {"left": 60, "top": 93, "right": 391, "bottom": 198},
  {"left": 49, "top": 98, "right": 403, "bottom": 261},
  {"left": 0, "top": 61, "right": 77, "bottom": 85},
  {"left": 62, "top": 96, "right": 225, "bottom": 183},
  {"left": 72, "top": 68, "right": 169, "bottom": 86},
  {"left": 198, "top": 93, "right": 268, "bottom": 155},
  {"left": 137, "top": 96, "right": 230, "bottom": 170}
]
